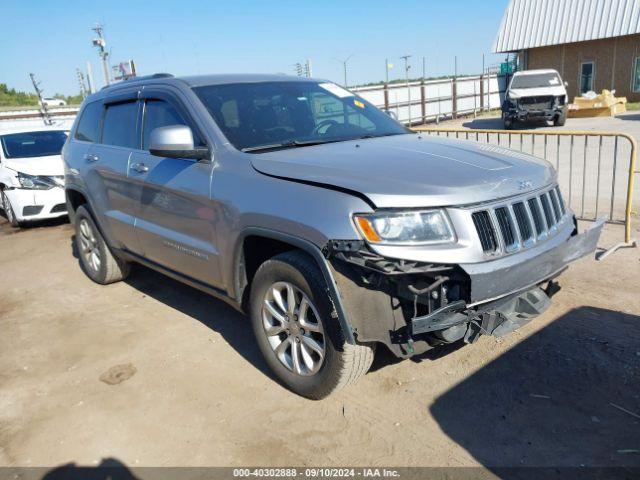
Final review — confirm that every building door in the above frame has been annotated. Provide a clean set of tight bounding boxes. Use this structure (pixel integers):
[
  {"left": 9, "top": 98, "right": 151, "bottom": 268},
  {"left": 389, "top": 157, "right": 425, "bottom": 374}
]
[{"left": 580, "top": 62, "right": 594, "bottom": 94}]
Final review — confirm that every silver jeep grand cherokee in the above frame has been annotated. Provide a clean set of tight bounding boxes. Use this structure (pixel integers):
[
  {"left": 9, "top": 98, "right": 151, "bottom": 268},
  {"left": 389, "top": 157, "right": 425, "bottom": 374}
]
[{"left": 63, "top": 73, "right": 603, "bottom": 399}]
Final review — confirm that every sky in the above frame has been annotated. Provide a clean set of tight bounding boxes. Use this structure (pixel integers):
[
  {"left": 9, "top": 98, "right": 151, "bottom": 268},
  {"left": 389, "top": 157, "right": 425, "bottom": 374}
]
[{"left": 1, "top": 0, "right": 510, "bottom": 96}]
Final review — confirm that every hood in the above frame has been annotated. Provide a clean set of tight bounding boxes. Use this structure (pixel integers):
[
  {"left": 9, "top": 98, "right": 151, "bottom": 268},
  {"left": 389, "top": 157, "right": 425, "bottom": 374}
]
[
  {"left": 3, "top": 154, "right": 64, "bottom": 177},
  {"left": 508, "top": 85, "right": 567, "bottom": 98},
  {"left": 250, "top": 134, "right": 556, "bottom": 208}
]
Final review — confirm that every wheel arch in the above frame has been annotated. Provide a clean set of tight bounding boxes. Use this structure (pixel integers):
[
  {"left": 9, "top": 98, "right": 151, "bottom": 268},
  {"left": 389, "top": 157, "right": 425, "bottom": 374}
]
[
  {"left": 233, "top": 227, "right": 356, "bottom": 345},
  {"left": 65, "top": 187, "right": 89, "bottom": 223}
]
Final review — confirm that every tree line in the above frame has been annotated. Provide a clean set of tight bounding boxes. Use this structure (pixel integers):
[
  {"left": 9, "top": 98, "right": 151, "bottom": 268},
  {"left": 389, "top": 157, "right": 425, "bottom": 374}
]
[{"left": 0, "top": 83, "right": 83, "bottom": 107}]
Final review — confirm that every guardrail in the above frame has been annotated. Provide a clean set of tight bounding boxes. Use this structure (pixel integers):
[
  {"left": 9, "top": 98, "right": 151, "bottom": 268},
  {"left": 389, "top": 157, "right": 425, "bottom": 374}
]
[
  {"left": 414, "top": 127, "right": 638, "bottom": 257},
  {"left": 0, "top": 106, "right": 79, "bottom": 121}
]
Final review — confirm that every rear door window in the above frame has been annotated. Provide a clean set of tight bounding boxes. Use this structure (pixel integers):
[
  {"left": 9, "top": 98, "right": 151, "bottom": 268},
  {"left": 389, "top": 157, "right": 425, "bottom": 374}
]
[
  {"left": 101, "top": 101, "right": 140, "bottom": 149},
  {"left": 74, "top": 101, "right": 103, "bottom": 142}
]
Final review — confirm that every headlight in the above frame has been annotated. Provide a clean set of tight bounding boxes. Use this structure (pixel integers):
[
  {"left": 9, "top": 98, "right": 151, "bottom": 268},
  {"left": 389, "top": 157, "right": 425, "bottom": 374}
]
[
  {"left": 17, "top": 172, "right": 57, "bottom": 190},
  {"left": 354, "top": 210, "right": 455, "bottom": 245}
]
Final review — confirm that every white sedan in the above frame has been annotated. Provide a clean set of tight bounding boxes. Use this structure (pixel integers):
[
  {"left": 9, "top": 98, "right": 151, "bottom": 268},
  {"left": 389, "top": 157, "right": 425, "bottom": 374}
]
[{"left": 0, "top": 126, "right": 69, "bottom": 227}]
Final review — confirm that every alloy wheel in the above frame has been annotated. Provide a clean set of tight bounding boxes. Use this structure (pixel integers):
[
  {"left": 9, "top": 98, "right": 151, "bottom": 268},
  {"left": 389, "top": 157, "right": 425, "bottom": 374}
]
[
  {"left": 78, "top": 218, "right": 102, "bottom": 273},
  {"left": 262, "top": 281, "right": 326, "bottom": 376}
]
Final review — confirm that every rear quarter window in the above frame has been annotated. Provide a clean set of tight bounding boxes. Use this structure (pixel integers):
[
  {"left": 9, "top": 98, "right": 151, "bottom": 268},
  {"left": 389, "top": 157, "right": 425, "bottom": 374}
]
[{"left": 74, "top": 101, "right": 103, "bottom": 142}]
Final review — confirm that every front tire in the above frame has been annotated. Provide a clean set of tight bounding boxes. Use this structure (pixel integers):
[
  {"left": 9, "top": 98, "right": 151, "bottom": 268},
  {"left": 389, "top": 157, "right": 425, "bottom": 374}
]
[
  {"left": 250, "top": 251, "right": 374, "bottom": 399},
  {"left": 554, "top": 110, "right": 567, "bottom": 126},
  {"left": 1, "top": 190, "right": 20, "bottom": 228},
  {"left": 74, "top": 205, "right": 129, "bottom": 284},
  {"left": 503, "top": 116, "right": 514, "bottom": 130}
]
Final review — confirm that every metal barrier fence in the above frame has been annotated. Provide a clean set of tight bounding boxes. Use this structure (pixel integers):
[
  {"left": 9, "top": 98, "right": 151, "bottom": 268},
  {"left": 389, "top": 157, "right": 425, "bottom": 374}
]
[
  {"left": 414, "top": 128, "right": 639, "bottom": 255},
  {"left": 352, "top": 74, "right": 506, "bottom": 126}
]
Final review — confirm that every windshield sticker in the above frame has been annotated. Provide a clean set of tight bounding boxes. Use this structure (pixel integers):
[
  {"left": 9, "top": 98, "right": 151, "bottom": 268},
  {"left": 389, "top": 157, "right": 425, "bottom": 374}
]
[
  {"left": 319, "top": 83, "right": 354, "bottom": 98},
  {"left": 353, "top": 99, "right": 365, "bottom": 109}
]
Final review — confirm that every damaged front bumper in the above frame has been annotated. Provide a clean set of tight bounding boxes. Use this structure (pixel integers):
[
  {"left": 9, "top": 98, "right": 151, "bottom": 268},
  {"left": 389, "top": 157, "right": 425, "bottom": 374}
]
[
  {"left": 462, "top": 217, "right": 604, "bottom": 305},
  {"left": 327, "top": 218, "right": 604, "bottom": 358},
  {"left": 504, "top": 104, "right": 567, "bottom": 122}
]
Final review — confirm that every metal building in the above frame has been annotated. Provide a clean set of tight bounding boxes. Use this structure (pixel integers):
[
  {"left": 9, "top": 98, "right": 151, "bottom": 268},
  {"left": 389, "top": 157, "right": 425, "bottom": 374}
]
[{"left": 493, "top": 0, "right": 640, "bottom": 101}]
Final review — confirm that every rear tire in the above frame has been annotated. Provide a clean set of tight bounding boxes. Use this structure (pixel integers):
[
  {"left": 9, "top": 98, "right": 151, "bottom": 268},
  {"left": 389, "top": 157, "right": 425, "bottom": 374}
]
[
  {"left": 74, "top": 205, "right": 130, "bottom": 284},
  {"left": 250, "top": 251, "right": 374, "bottom": 399},
  {"left": 1, "top": 190, "right": 20, "bottom": 228}
]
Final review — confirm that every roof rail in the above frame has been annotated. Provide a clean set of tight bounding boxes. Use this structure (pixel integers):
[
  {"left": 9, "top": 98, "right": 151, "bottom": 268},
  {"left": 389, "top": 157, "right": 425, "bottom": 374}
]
[{"left": 100, "top": 73, "right": 174, "bottom": 91}]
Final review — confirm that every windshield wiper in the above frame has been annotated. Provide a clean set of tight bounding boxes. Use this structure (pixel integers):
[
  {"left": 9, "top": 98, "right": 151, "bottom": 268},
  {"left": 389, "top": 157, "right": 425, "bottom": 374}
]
[
  {"left": 357, "top": 132, "right": 406, "bottom": 140},
  {"left": 241, "top": 133, "right": 407, "bottom": 153},
  {"left": 241, "top": 139, "right": 343, "bottom": 153}
]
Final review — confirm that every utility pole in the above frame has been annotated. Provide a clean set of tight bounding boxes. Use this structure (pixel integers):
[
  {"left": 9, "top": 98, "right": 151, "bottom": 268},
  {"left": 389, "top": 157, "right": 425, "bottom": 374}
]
[
  {"left": 400, "top": 55, "right": 412, "bottom": 125},
  {"left": 91, "top": 24, "right": 110, "bottom": 87},
  {"left": 76, "top": 68, "right": 87, "bottom": 99},
  {"left": 294, "top": 60, "right": 312, "bottom": 78},
  {"left": 385, "top": 58, "right": 389, "bottom": 83},
  {"left": 335, "top": 54, "right": 353, "bottom": 87},
  {"left": 29, "top": 73, "right": 53, "bottom": 126},
  {"left": 482, "top": 53, "right": 486, "bottom": 112},
  {"left": 422, "top": 56, "right": 426, "bottom": 80},
  {"left": 86, "top": 61, "right": 95, "bottom": 94}
]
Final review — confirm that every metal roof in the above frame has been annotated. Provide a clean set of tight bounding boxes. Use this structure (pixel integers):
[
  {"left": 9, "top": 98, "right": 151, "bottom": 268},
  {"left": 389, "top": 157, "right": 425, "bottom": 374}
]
[{"left": 493, "top": 0, "right": 640, "bottom": 53}]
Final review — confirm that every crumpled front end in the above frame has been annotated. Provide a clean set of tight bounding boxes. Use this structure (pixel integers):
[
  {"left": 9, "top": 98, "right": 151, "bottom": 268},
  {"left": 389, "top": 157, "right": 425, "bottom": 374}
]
[
  {"left": 326, "top": 217, "right": 604, "bottom": 358},
  {"left": 503, "top": 95, "right": 567, "bottom": 122}
]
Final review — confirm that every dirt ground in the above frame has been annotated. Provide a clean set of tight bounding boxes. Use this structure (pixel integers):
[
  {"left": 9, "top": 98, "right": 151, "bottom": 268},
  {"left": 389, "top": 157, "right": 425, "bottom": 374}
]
[{"left": 0, "top": 211, "right": 639, "bottom": 471}]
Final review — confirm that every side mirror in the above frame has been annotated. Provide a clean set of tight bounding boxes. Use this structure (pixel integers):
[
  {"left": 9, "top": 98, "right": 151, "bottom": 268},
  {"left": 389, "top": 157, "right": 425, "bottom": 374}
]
[
  {"left": 149, "top": 125, "right": 210, "bottom": 160},
  {"left": 564, "top": 81, "right": 569, "bottom": 87},
  {"left": 385, "top": 110, "right": 398, "bottom": 120}
]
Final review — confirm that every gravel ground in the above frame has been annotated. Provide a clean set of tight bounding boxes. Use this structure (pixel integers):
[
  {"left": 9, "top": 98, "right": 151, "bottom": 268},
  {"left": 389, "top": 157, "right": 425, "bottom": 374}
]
[{"left": 0, "top": 215, "right": 638, "bottom": 472}]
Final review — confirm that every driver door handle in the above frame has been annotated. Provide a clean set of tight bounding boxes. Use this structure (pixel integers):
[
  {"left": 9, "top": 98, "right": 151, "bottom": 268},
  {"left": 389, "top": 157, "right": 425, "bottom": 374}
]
[
  {"left": 130, "top": 162, "right": 149, "bottom": 173},
  {"left": 84, "top": 153, "right": 99, "bottom": 162}
]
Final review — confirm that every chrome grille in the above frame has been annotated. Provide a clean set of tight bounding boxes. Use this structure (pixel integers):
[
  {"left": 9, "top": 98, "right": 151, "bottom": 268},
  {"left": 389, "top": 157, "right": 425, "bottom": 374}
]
[
  {"left": 549, "top": 189, "right": 562, "bottom": 221},
  {"left": 512, "top": 202, "right": 532, "bottom": 242},
  {"left": 472, "top": 186, "right": 568, "bottom": 256},
  {"left": 540, "top": 193, "right": 555, "bottom": 228},
  {"left": 495, "top": 207, "right": 516, "bottom": 249},
  {"left": 554, "top": 186, "right": 566, "bottom": 215},
  {"left": 527, "top": 198, "right": 544, "bottom": 235},
  {"left": 472, "top": 211, "right": 498, "bottom": 253}
]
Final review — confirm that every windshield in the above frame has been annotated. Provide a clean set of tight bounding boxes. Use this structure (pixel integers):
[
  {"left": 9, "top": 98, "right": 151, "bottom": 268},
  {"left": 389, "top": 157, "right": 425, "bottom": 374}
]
[
  {"left": 510, "top": 73, "right": 562, "bottom": 89},
  {"left": 1, "top": 130, "right": 68, "bottom": 159},
  {"left": 193, "top": 81, "right": 409, "bottom": 152}
]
